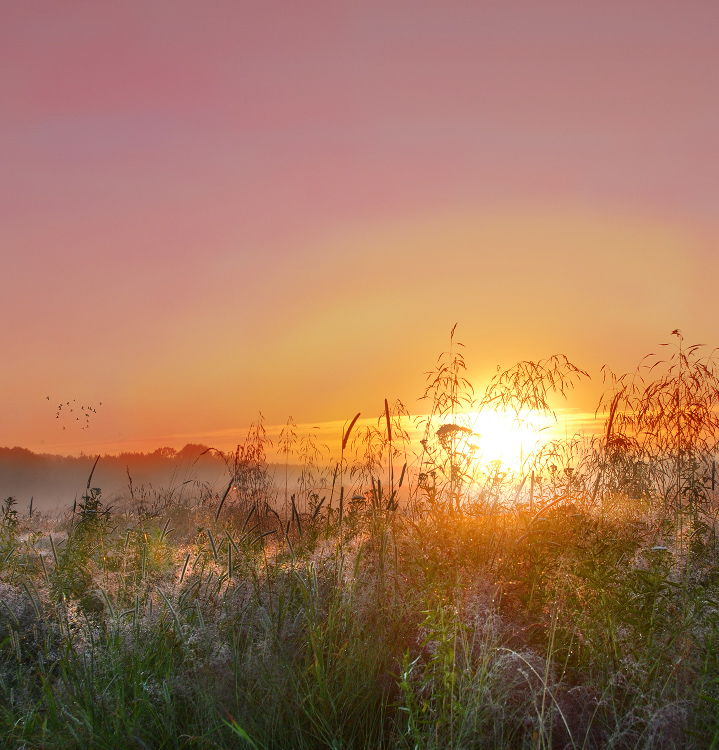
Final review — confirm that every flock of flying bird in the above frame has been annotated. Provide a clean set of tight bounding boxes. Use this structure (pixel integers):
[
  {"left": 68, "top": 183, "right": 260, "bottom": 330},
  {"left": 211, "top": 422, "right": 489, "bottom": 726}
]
[{"left": 47, "top": 396, "right": 102, "bottom": 430}]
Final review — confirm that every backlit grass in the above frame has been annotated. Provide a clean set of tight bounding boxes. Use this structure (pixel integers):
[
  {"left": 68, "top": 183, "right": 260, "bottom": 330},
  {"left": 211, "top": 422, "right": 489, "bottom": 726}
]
[{"left": 2, "top": 331, "right": 719, "bottom": 749}]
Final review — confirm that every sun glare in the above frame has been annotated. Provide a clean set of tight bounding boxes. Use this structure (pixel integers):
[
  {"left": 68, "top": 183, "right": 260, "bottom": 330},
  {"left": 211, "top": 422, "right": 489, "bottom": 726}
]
[{"left": 464, "top": 410, "right": 548, "bottom": 471}]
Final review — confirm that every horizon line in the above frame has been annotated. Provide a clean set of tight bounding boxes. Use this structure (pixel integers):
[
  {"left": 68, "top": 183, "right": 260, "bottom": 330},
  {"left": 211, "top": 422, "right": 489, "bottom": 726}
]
[{"left": 15, "top": 409, "right": 605, "bottom": 459}]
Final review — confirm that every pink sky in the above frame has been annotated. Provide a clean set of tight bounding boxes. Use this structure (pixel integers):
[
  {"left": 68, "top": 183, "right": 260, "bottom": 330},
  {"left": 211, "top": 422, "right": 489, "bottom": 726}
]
[{"left": 1, "top": 2, "right": 718, "bottom": 454}]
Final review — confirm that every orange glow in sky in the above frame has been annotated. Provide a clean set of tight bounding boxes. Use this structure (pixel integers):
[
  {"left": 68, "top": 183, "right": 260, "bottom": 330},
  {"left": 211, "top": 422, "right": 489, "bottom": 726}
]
[{"left": 1, "top": 2, "right": 717, "bottom": 456}]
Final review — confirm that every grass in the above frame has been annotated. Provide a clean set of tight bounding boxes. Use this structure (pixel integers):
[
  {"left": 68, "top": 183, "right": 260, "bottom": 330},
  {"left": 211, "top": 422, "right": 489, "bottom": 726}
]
[{"left": 2, "top": 330, "right": 719, "bottom": 749}]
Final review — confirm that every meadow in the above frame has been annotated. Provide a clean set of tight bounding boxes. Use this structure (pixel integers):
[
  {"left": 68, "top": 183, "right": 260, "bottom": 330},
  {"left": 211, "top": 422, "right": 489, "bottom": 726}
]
[{"left": 2, "top": 330, "right": 719, "bottom": 749}]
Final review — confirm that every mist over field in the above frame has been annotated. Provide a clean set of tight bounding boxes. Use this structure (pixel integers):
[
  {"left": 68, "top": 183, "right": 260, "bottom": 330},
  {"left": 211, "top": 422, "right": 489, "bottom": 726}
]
[{"left": 0, "top": 445, "right": 310, "bottom": 514}]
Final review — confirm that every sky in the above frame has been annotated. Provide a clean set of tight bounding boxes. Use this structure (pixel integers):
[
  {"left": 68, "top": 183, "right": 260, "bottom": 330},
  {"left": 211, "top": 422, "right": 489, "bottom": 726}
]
[{"left": 1, "top": 1, "right": 718, "bottom": 456}]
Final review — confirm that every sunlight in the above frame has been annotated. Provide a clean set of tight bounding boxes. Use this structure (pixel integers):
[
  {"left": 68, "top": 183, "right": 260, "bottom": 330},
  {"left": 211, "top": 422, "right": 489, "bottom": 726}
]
[{"left": 464, "top": 409, "right": 548, "bottom": 471}]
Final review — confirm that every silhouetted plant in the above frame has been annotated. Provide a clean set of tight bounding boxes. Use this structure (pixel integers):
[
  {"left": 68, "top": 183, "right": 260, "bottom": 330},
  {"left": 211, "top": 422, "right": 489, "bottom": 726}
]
[
  {"left": 479, "top": 354, "right": 589, "bottom": 425},
  {"left": 227, "top": 413, "right": 275, "bottom": 514},
  {"left": 0, "top": 496, "right": 19, "bottom": 564},
  {"left": 278, "top": 415, "right": 298, "bottom": 516},
  {"left": 417, "top": 324, "right": 479, "bottom": 512},
  {"left": 597, "top": 330, "right": 719, "bottom": 560}
]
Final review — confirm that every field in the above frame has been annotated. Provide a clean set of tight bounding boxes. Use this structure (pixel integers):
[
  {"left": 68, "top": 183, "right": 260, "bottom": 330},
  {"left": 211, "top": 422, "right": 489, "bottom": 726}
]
[{"left": 2, "top": 333, "right": 719, "bottom": 749}]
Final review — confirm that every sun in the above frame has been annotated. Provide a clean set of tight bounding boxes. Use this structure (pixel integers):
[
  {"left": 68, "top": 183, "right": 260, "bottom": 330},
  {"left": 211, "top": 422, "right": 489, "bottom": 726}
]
[{"left": 464, "top": 409, "right": 548, "bottom": 471}]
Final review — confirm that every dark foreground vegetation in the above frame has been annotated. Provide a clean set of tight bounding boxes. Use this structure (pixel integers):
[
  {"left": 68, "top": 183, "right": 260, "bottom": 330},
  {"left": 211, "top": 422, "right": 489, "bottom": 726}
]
[{"left": 2, "top": 330, "right": 719, "bottom": 749}]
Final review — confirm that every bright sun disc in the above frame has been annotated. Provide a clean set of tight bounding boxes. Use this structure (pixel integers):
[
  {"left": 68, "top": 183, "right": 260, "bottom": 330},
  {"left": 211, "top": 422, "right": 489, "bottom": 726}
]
[{"left": 464, "top": 410, "right": 547, "bottom": 471}]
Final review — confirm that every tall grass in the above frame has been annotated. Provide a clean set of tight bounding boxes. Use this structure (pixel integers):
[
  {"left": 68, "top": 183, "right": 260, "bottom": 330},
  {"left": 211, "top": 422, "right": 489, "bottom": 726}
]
[{"left": 2, "top": 330, "right": 719, "bottom": 749}]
